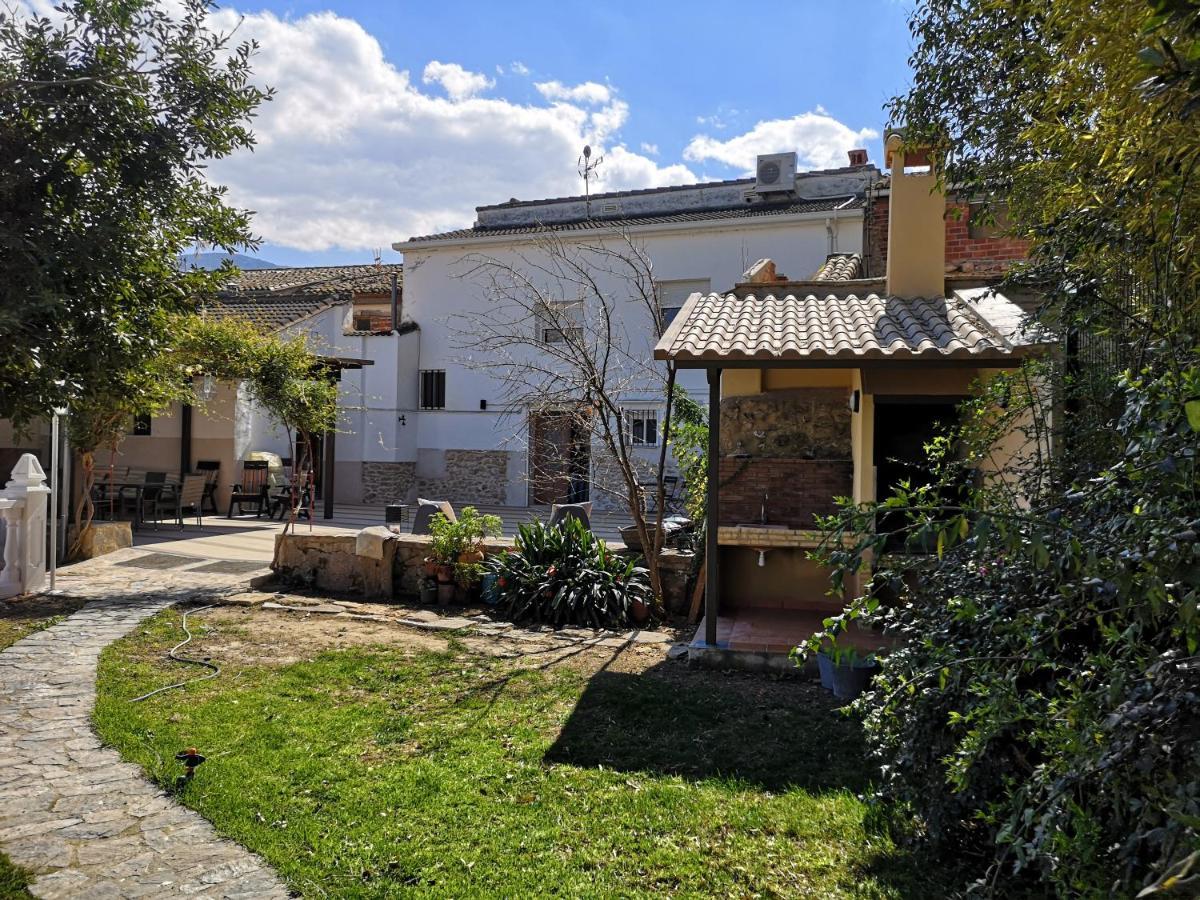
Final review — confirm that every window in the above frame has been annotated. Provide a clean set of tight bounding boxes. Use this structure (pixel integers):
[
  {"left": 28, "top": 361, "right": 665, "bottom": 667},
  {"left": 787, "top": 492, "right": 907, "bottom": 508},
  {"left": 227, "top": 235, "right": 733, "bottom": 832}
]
[
  {"left": 542, "top": 326, "right": 583, "bottom": 344},
  {"left": 538, "top": 301, "right": 582, "bottom": 344},
  {"left": 130, "top": 413, "right": 152, "bottom": 436},
  {"left": 419, "top": 370, "right": 446, "bottom": 409},
  {"left": 623, "top": 408, "right": 659, "bottom": 447},
  {"left": 655, "top": 278, "right": 710, "bottom": 331}
]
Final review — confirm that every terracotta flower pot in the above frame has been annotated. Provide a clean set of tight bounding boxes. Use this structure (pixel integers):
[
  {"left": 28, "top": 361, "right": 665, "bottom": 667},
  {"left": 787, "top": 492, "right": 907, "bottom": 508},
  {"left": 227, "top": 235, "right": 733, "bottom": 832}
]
[
  {"left": 435, "top": 564, "right": 455, "bottom": 583},
  {"left": 629, "top": 598, "right": 651, "bottom": 625},
  {"left": 458, "top": 548, "right": 485, "bottom": 565},
  {"left": 437, "top": 582, "right": 456, "bottom": 606},
  {"left": 422, "top": 558, "right": 439, "bottom": 578}
]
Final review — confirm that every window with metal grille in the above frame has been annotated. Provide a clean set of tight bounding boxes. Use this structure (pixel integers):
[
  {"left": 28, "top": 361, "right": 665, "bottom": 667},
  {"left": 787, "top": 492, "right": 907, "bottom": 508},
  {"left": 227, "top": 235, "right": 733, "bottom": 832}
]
[
  {"left": 542, "top": 326, "right": 583, "bottom": 344},
  {"left": 419, "top": 370, "right": 446, "bottom": 409},
  {"left": 623, "top": 408, "right": 659, "bottom": 447},
  {"left": 130, "top": 413, "right": 152, "bottom": 436}
]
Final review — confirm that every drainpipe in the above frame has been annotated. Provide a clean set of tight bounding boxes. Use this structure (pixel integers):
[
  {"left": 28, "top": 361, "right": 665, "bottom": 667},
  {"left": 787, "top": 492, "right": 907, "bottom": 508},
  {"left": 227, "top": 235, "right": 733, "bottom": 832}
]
[{"left": 390, "top": 272, "right": 399, "bottom": 332}]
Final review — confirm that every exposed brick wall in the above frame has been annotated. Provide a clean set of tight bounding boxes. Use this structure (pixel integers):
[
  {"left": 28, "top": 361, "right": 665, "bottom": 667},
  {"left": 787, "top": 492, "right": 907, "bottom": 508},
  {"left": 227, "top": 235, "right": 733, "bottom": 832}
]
[
  {"left": 718, "top": 458, "right": 852, "bottom": 529},
  {"left": 863, "top": 195, "right": 1029, "bottom": 279}
]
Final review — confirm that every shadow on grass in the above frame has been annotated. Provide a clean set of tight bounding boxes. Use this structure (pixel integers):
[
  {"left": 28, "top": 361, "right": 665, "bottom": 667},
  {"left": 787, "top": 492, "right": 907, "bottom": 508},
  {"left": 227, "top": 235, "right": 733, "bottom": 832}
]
[{"left": 544, "top": 659, "right": 872, "bottom": 793}]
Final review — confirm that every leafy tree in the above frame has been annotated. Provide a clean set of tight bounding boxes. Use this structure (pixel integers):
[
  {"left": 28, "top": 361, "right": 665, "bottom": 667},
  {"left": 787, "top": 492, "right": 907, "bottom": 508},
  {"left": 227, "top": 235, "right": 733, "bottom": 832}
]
[
  {"left": 805, "top": 1, "right": 1200, "bottom": 896},
  {"left": 0, "top": 0, "right": 269, "bottom": 425},
  {"left": 71, "top": 314, "right": 339, "bottom": 553}
]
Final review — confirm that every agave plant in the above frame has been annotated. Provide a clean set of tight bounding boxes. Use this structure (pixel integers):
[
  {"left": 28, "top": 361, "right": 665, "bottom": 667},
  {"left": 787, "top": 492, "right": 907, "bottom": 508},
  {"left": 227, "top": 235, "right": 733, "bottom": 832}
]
[{"left": 488, "top": 518, "right": 652, "bottom": 629}]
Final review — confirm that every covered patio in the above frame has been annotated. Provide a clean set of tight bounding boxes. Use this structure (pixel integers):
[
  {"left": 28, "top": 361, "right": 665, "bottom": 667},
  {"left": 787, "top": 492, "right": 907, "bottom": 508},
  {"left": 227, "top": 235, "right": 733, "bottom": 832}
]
[{"left": 655, "top": 275, "right": 1040, "bottom": 670}]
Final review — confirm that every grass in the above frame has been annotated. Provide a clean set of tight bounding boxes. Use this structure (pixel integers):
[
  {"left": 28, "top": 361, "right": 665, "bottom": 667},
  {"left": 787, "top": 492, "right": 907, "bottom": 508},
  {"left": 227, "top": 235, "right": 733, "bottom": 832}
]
[
  {"left": 0, "top": 851, "right": 31, "bottom": 899},
  {"left": 94, "top": 607, "right": 948, "bottom": 898},
  {"left": 0, "top": 594, "right": 87, "bottom": 651}
]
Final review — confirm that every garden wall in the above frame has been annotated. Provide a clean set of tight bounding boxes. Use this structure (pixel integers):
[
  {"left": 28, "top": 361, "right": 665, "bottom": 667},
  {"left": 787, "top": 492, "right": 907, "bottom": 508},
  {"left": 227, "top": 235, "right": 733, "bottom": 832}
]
[{"left": 271, "top": 529, "right": 697, "bottom": 615}]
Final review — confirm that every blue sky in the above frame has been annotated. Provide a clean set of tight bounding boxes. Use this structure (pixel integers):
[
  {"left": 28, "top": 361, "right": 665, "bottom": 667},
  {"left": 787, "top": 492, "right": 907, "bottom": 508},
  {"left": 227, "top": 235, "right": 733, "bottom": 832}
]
[{"left": 203, "top": 1, "right": 914, "bottom": 266}]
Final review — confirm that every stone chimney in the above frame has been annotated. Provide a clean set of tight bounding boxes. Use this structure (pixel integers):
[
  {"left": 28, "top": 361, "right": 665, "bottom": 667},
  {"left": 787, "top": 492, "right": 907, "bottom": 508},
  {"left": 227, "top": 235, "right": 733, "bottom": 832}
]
[
  {"left": 847, "top": 148, "right": 868, "bottom": 166},
  {"left": 884, "top": 129, "right": 945, "bottom": 298}
]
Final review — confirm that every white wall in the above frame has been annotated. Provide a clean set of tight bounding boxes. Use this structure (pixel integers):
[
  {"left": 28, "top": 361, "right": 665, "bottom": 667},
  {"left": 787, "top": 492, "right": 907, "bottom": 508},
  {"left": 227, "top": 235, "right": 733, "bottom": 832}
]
[{"left": 391, "top": 212, "right": 862, "bottom": 504}]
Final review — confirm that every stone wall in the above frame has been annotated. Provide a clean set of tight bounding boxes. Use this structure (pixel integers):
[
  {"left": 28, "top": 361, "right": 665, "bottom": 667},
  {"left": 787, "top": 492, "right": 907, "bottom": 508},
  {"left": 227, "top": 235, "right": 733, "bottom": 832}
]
[
  {"left": 587, "top": 446, "right": 656, "bottom": 513},
  {"left": 272, "top": 528, "right": 696, "bottom": 616},
  {"left": 720, "top": 389, "right": 851, "bottom": 459},
  {"left": 361, "top": 461, "right": 416, "bottom": 505},
  {"left": 361, "top": 450, "right": 509, "bottom": 507},
  {"left": 272, "top": 532, "right": 396, "bottom": 600}
]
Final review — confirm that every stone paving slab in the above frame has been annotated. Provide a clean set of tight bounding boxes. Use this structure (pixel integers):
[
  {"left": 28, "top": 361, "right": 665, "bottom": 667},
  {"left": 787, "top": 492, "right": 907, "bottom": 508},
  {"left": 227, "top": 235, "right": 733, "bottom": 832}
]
[{"left": 0, "top": 550, "right": 291, "bottom": 899}]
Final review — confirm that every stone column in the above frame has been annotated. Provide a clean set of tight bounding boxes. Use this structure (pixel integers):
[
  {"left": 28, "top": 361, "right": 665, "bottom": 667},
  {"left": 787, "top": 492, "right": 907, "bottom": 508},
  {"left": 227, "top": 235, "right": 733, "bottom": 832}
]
[{"left": 1, "top": 453, "right": 51, "bottom": 596}]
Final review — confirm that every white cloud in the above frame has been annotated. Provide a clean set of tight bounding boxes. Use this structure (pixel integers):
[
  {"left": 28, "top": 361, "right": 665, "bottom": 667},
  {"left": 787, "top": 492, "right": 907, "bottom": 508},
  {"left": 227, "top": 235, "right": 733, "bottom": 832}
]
[
  {"left": 422, "top": 60, "right": 494, "bottom": 101},
  {"left": 640, "top": 142, "right": 659, "bottom": 156},
  {"left": 685, "top": 111, "right": 878, "bottom": 173},
  {"left": 534, "top": 80, "right": 612, "bottom": 105},
  {"left": 510, "top": 61, "right": 530, "bottom": 76},
  {"left": 194, "top": 10, "right": 693, "bottom": 252}
]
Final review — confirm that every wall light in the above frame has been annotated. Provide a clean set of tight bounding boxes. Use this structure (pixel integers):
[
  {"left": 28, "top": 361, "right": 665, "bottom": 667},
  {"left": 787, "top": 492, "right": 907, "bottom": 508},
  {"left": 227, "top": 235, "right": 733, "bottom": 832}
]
[{"left": 848, "top": 389, "right": 861, "bottom": 414}]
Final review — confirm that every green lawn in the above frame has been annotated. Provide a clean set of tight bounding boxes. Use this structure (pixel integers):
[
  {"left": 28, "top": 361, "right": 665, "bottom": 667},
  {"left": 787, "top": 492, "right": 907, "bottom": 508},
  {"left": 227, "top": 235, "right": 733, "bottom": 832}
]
[
  {"left": 0, "top": 851, "right": 31, "bottom": 900},
  {"left": 0, "top": 594, "right": 87, "bottom": 652},
  {"left": 94, "top": 607, "right": 946, "bottom": 898}
]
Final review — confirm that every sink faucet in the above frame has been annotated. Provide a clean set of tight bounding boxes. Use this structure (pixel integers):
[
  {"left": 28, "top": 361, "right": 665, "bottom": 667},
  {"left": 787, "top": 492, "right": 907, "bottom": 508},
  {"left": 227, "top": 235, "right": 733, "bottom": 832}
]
[{"left": 760, "top": 491, "right": 768, "bottom": 525}]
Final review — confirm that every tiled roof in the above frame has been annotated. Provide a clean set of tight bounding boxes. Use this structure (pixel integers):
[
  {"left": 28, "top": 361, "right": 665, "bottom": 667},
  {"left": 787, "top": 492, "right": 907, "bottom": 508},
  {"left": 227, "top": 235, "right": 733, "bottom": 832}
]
[
  {"left": 220, "top": 264, "right": 403, "bottom": 296},
  {"left": 655, "top": 290, "right": 1038, "bottom": 364},
  {"left": 812, "top": 253, "right": 863, "bottom": 281},
  {"left": 475, "top": 165, "right": 873, "bottom": 210},
  {"left": 204, "top": 294, "right": 343, "bottom": 331},
  {"left": 402, "top": 196, "right": 865, "bottom": 244}
]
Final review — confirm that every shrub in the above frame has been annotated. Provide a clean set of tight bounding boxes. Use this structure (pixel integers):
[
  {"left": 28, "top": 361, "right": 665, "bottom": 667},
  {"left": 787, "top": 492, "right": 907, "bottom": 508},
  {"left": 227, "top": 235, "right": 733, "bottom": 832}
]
[
  {"left": 489, "top": 518, "right": 652, "bottom": 629},
  {"left": 428, "top": 507, "right": 503, "bottom": 567}
]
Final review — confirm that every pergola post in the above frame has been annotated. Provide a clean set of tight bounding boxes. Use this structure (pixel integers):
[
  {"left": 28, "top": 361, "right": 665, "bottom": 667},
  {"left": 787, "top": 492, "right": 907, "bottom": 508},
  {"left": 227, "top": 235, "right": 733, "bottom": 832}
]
[
  {"left": 180, "top": 402, "right": 192, "bottom": 477},
  {"left": 705, "top": 366, "right": 721, "bottom": 646},
  {"left": 322, "top": 426, "right": 336, "bottom": 520}
]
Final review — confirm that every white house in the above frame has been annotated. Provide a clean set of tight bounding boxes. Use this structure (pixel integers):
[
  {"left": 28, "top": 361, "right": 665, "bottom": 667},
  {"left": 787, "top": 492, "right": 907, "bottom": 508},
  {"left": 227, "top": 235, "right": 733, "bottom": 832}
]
[{"left": 385, "top": 151, "right": 881, "bottom": 509}]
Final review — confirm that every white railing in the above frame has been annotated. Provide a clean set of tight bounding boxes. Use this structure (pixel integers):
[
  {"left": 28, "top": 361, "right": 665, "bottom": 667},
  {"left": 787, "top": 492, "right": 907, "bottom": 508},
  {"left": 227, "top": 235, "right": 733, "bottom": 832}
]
[{"left": 0, "top": 453, "right": 50, "bottom": 599}]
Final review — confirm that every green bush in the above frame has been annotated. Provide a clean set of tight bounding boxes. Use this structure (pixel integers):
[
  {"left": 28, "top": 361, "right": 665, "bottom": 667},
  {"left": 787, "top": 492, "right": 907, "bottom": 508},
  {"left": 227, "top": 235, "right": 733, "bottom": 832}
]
[
  {"left": 428, "top": 507, "right": 503, "bottom": 566},
  {"left": 489, "top": 518, "right": 652, "bottom": 629}
]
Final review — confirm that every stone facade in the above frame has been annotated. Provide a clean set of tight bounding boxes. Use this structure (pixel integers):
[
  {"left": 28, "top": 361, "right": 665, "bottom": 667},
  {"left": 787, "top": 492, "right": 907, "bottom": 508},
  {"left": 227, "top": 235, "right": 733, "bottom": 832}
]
[
  {"left": 361, "top": 451, "right": 509, "bottom": 507},
  {"left": 361, "top": 461, "right": 417, "bottom": 505},
  {"left": 721, "top": 389, "right": 852, "bottom": 460}
]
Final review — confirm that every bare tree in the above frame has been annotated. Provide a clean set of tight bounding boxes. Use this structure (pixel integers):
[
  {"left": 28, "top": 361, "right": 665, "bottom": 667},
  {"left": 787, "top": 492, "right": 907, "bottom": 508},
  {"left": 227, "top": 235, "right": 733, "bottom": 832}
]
[{"left": 451, "top": 229, "right": 680, "bottom": 608}]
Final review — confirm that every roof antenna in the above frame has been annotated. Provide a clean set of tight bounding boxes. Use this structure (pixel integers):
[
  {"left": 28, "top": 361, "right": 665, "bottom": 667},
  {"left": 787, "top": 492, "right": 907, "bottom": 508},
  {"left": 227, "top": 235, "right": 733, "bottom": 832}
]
[
  {"left": 578, "top": 144, "right": 604, "bottom": 218},
  {"left": 373, "top": 248, "right": 382, "bottom": 269}
]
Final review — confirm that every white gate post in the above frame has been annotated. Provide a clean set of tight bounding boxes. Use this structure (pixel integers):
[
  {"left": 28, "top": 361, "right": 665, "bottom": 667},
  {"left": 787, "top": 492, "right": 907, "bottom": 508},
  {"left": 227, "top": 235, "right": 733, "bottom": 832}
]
[{"left": 1, "top": 453, "right": 51, "bottom": 596}]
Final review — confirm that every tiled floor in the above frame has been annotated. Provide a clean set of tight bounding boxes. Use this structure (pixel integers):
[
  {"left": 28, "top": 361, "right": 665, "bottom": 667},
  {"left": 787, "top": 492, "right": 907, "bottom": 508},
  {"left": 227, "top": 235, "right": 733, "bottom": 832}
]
[{"left": 695, "top": 607, "right": 892, "bottom": 655}]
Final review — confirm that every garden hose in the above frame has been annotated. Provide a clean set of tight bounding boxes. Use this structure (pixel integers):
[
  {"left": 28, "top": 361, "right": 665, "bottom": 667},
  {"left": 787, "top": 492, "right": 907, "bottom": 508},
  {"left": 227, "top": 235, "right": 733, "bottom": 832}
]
[{"left": 128, "top": 604, "right": 221, "bottom": 703}]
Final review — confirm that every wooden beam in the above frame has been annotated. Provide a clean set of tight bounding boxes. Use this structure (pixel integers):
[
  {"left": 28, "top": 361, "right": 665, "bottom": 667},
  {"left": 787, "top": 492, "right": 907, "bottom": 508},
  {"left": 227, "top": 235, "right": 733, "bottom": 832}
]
[{"left": 705, "top": 367, "right": 721, "bottom": 646}]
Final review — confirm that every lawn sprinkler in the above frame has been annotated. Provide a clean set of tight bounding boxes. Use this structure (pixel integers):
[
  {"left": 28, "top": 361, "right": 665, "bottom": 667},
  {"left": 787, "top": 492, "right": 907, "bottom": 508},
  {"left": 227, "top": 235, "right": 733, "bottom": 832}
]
[{"left": 175, "top": 747, "right": 206, "bottom": 788}]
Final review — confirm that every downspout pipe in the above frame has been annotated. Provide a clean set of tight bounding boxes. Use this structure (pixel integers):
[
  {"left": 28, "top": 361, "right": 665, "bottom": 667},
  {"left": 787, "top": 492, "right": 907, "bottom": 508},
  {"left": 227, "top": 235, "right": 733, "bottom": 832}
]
[{"left": 390, "top": 271, "right": 399, "bottom": 332}]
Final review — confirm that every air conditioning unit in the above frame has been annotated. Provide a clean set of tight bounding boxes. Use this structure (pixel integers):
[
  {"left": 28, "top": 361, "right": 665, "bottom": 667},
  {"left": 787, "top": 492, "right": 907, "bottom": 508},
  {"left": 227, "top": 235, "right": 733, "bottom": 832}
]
[{"left": 754, "top": 152, "right": 797, "bottom": 194}]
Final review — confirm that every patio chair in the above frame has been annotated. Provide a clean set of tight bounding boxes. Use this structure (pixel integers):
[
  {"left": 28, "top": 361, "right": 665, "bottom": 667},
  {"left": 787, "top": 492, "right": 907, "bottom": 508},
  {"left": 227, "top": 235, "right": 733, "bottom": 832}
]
[
  {"left": 228, "top": 460, "right": 270, "bottom": 518},
  {"left": 411, "top": 499, "right": 456, "bottom": 535},
  {"left": 137, "top": 472, "right": 170, "bottom": 530},
  {"left": 194, "top": 460, "right": 221, "bottom": 515},
  {"left": 268, "top": 470, "right": 312, "bottom": 521},
  {"left": 549, "top": 501, "right": 592, "bottom": 531},
  {"left": 152, "top": 474, "right": 206, "bottom": 529}
]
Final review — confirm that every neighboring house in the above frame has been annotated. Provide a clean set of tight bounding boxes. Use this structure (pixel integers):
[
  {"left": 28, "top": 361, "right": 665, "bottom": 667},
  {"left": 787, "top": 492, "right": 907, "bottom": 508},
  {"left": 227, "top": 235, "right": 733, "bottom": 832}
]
[
  {"left": 81, "top": 264, "right": 412, "bottom": 513},
  {"left": 654, "top": 130, "right": 1049, "bottom": 664},
  {"left": 390, "top": 152, "right": 882, "bottom": 509}
]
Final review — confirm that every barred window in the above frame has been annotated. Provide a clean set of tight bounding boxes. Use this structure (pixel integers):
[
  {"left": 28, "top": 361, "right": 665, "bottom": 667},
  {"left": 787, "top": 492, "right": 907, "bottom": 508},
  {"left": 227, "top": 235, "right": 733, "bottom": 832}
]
[
  {"left": 419, "top": 370, "right": 446, "bottom": 409},
  {"left": 623, "top": 408, "right": 659, "bottom": 447},
  {"left": 130, "top": 413, "right": 152, "bottom": 436},
  {"left": 538, "top": 300, "right": 582, "bottom": 344}
]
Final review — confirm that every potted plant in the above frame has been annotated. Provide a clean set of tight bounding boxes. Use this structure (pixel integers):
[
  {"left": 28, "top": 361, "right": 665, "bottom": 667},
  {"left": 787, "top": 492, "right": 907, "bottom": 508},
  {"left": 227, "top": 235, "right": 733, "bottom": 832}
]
[
  {"left": 817, "top": 646, "right": 880, "bottom": 701},
  {"left": 427, "top": 507, "right": 503, "bottom": 605},
  {"left": 419, "top": 577, "right": 438, "bottom": 606}
]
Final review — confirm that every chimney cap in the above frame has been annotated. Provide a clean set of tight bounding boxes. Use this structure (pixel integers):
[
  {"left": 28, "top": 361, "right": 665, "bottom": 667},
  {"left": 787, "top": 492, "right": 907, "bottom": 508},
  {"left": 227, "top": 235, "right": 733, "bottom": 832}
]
[{"left": 847, "top": 148, "right": 868, "bottom": 166}]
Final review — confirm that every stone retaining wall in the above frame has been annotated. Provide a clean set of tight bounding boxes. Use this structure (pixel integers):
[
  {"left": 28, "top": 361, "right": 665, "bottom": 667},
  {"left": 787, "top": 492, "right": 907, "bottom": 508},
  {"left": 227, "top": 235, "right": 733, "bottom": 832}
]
[
  {"left": 272, "top": 529, "right": 696, "bottom": 614},
  {"left": 361, "top": 451, "right": 510, "bottom": 506}
]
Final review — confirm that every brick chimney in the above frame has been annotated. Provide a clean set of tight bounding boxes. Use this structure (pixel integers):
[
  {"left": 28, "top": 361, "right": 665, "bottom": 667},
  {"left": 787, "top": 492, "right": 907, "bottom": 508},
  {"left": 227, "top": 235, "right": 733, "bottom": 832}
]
[
  {"left": 884, "top": 129, "right": 945, "bottom": 298},
  {"left": 847, "top": 148, "right": 868, "bottom": 166}
]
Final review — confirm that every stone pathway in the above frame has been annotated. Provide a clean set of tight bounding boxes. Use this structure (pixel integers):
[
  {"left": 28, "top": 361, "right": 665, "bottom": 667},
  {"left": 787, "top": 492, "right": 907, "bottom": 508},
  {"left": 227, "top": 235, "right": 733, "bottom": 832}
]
[{"left": 0, "top": 551, "right": 290, "bottom": 899}]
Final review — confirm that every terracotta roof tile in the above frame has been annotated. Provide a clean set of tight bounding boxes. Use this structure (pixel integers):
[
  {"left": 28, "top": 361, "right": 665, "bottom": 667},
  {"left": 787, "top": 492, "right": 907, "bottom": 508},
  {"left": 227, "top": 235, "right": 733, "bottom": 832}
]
[
  {"left": 812, "top": 253, "right": 862, "bottom": 281},
  {"left": 204, "top": 294, "right": 343, "bottom": 331},
  {"left": 655, "top": 291, "right": 1036, "bottom": 364}
]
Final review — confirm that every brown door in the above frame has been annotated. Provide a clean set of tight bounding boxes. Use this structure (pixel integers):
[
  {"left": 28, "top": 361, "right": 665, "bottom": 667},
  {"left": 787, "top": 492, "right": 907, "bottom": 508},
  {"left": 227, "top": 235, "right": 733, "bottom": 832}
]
[{"left": 529, "top": 411, "right": 590, "bottom": 504}]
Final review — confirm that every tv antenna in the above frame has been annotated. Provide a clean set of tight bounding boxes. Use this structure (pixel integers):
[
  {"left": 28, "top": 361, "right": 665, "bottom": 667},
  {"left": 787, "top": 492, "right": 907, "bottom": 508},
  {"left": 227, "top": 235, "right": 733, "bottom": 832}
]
[{"left": 578, "top": 144, "right": 604, "bottom": 218}]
